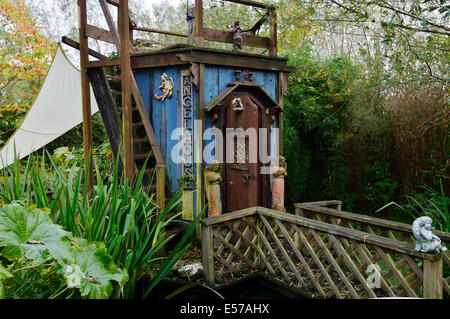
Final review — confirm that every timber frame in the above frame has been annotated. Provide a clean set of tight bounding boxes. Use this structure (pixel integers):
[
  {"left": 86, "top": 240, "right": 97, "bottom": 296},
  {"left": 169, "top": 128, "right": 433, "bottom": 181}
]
[{"left": 71, "top": 0, "right": 286, "bottom": 214}]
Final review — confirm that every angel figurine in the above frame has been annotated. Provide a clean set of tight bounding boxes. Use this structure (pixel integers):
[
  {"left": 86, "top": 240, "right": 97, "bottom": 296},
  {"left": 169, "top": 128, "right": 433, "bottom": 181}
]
[
  {"left": 154, "top": 73, "right": 174, "bottom": 101},
  {"left": 412, "top": 216, "right": 447, "bottom": 253}
]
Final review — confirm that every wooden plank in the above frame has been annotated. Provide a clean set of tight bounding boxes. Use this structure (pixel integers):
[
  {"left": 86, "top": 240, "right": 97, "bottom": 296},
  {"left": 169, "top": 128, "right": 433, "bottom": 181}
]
[
  {"left": 119, "top": 0, "right": 133, "bottom": 181},
  {"left": 248, "top": 8, "right": 273, "bottom": 35},
  {"left": 99, "top": 0, "right": 121, "bottom": 45},
  {"left": 201, "top": 206, "right": 258, "bottom": 225},
  {"left": 269, "top": 11, "right": 277, "bottom": 56},
  {"left": 203, "top": 28, "right": 270, "bottom": 48},
  {"left": 133, "top": 26, "right": 188, "bottom": 38},
  {"left": 295, "top": 200, "right": 343, "bottom": 208},
  {"left": 223, "top": 0, "right": 268, "bottom": 9},
  {"left": 423, "top": 257, "right": 443, "bottom": 298},
  {"left": 105, "top": 0, "right": 119, "bottom": 6},
  {"left": 196, "top": 63, "right": 205, "bottom": 219},
  {"left": 86, "top": 58, "right": 121, "bottom": 68},
  {"left": 156, "top": 165, "right": 166, "bottom": 216},
  {"left": 61, "top": 36, "right": 107, "bottom": 60},
  {"left": 194, "top": 0, "right": 204, "bottom": 46},
  {"left": 87, "top": 69, "right": 123, "bottom": 175},
  {"left": 85, "top": 24, "right": 116, "bottom": 44},
  {"left": 277, "top": 72, "right": 284, "bottom": 153},
  {"left": 78, "top": 0, "right": 94, "bottom": 197},
  {"left": 297, "top": 203, "right": 450, "bottom": 243},
  {"left": 202, "top": 225, "right": 215, "bottom": 285},
  {"left": 130, "top": 54, "right": 188, "bottom": 69}
]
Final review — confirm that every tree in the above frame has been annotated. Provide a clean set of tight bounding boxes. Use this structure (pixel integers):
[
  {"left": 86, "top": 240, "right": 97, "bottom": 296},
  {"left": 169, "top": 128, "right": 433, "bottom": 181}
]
[
  {"left": 278, "top": 0, "right": 450, "bottom": 88},
  {"left": 0, "top": 0, "right": 55, "bottom": 145}
]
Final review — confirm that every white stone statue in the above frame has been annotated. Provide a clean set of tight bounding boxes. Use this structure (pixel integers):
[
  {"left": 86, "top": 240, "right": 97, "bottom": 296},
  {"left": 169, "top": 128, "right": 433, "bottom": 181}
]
[{"left": 412, "top": 216, "right": 447, "bottom": 253}]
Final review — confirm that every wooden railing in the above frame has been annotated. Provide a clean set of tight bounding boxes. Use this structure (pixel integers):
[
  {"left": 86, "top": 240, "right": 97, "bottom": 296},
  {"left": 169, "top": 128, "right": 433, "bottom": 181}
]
[
  {"left": 295, "top": 202, "right": 450, "bottom": 297},
  {"left": 201, "top": 206, "right": 444, "bottom": 298}
]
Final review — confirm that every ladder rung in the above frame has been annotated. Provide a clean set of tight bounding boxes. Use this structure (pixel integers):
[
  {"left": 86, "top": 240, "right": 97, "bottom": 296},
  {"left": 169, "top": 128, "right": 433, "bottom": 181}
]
[
  {"left": 107, "top": 75, "right": 121, "bottom": 80},
  {"left": 134, "top": 153, "right": 152, "bottom": 160},
  {"left": 117, "top": 107, "right": 138, "bottom": 112},
  {"left": 133, "top": 137, "right": 149, "bottom": 144},
  {"left": 133, "top": 122, "right": 144, "bottom": 127}
]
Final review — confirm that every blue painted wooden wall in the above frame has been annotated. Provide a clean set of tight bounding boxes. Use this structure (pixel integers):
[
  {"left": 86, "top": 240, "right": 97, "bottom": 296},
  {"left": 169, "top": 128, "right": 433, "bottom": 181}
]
[{"left": 134, "top": 65, "right": 279, "bottom": 196}]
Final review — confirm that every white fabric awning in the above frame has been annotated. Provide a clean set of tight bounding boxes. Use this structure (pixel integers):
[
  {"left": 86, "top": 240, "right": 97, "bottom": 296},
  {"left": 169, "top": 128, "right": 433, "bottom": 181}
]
[{"left": 0, "top": 45, "right": 99, "bottom": 169}]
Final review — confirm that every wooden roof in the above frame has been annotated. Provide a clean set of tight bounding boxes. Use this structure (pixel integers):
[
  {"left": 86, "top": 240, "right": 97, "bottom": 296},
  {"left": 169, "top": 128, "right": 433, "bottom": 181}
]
[
  {"left": 129, "top": 46, "right": 296, "bottom": 73},
  {"left": 204, "top": 82, "right": 281, "bottom": 112}
]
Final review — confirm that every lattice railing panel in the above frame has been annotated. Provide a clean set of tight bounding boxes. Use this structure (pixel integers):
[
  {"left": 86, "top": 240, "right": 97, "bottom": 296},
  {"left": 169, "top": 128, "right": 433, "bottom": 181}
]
[
  {"left": 210, "top": 216, "right": 260, "bottom": 283},
  {"left": 257, "top": 214, "right": 425, "bottom": 299},
  {"left": 298, "top": 204, "right": 450, "bottom": 297},
  {"left": 202, "top": 207, "right": 443, "bottom": 298}
]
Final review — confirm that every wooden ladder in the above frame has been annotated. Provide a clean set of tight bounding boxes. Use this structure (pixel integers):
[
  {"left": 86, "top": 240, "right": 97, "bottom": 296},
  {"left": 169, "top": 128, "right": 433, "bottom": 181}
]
[{"left": 108, "top": 74, "right": 157, "bottom": 192}]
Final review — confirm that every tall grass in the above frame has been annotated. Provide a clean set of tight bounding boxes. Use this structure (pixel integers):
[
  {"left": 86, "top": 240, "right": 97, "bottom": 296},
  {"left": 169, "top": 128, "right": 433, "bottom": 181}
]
[
  {"left": 377, "top": 180, "right": 449, "bottom": 233},
  {"left": 0, "top": 151, "right": 201, "bottom": 298}
]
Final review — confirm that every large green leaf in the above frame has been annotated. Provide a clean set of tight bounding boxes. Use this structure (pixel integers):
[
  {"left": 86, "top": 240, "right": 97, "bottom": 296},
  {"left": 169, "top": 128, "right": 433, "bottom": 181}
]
[
  {"left": 62, "top": 238, "right": 128, "bottom": 299},
  {"left": 0, "top": 204, "right": 73, "bottom": 263},
  {"left": 0, "top": 264, "right": 12, "bottom": 281},
  {"left": 0, "top": 262, "right": 13, "bottom": 299}
]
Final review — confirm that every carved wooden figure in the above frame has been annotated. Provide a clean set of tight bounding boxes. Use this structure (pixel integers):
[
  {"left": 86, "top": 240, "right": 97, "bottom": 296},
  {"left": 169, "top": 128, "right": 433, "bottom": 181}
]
[
  {"left": 272, "top": 156, "right": 287, "bottom": 212},
  {"left": 229, "top": 20, "right": 243, "bottom": 53},
  {"left": 204, "top": 160, "right": 223, "bottom": 217}
]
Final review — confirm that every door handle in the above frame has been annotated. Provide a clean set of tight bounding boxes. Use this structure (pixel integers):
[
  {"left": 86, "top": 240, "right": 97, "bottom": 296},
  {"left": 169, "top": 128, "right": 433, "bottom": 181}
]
[{"left": 243, "top": 170, "right": 256, "bottom": 184}]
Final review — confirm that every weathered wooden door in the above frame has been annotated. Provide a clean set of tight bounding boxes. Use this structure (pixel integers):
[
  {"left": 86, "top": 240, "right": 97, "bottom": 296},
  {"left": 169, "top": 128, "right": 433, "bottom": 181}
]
[{"left": 224, "top": 95, "right": 260, "bottom": 212}]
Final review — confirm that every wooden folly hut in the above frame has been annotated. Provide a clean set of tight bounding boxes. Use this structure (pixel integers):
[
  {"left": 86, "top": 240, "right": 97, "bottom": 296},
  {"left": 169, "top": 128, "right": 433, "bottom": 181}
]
[{"left": 69, "top": 0, "right": 294, "bottom": 221}]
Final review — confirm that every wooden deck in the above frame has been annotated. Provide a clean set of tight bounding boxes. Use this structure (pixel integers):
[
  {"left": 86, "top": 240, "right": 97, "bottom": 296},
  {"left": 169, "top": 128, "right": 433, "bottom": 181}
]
[{"left": 200, "top": 204, "right": 448, "bottom": 298}]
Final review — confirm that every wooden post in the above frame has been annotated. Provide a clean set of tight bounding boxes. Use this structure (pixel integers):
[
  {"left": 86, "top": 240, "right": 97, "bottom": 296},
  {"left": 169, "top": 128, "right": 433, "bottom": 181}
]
[
  {"left": 294, "top": 207, "right": 303, "bottom": 248},
  {"left": 119, "top": 0, "right": 133, "bottom": 181},
  {"left": 423, "top": 256, "right": 443, "bottom": 298},
  {"left": 269, "top": 10, "right": 277, "bottom": 56},
  {"left": 156, "top": 164, "right": 166, "bottom": 217},
  {"left": 277, "top": 72, "right": 285, "bottom": 156},
  {"left": 196, "top": 64, "right": 205, "bottom": 223},
  {"left": 194, "top": 0, "right": 204, "bottom": 47},
  {"left": 202, "top": 224, "right": 215, "bottom": 285},
  {"left": 78, "top": 0, "right": 94, "bottom": 197}
]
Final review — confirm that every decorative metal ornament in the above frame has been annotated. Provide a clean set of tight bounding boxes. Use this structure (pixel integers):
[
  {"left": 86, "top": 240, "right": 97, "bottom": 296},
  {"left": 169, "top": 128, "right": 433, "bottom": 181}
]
[
  {"left": 154, "top": 73, "right": 174, "bottom": 101},
  {"left": 232, "top": 97, "right": 244, "bottom": 112},
  {"left": 412, "top": 216, "right": 447, "bottom": 253}
]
